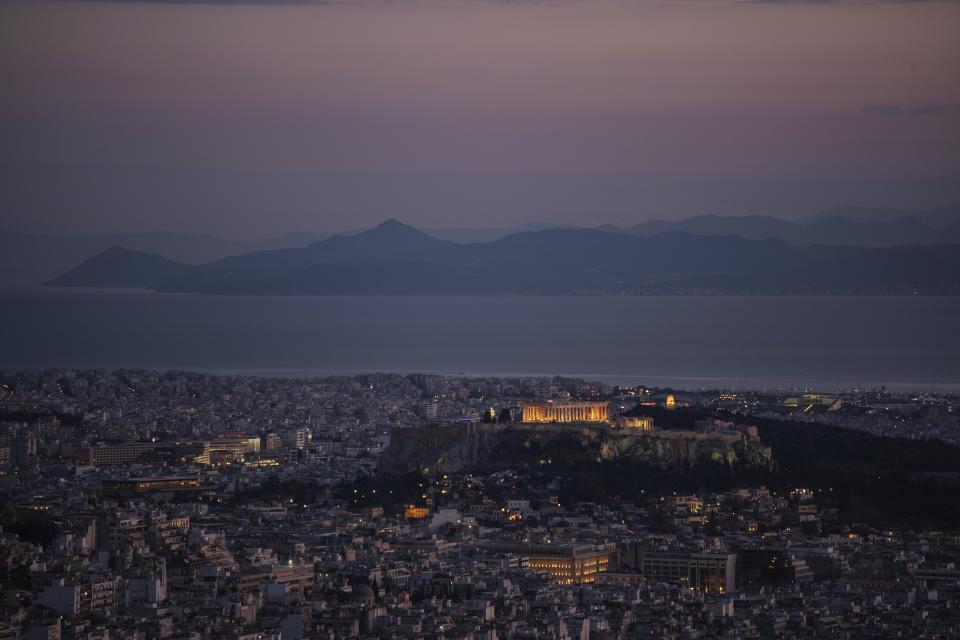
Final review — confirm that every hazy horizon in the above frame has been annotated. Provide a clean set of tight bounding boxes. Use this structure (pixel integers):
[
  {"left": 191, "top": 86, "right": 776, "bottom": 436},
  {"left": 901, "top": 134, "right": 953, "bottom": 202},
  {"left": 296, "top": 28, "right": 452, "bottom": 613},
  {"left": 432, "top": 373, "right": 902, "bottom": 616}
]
[
  {"left": 3, "top": 201, "right": 959, "bottom": 244},
  {"left": 2, "top": 0, "right": 959, "bottom": 239}
]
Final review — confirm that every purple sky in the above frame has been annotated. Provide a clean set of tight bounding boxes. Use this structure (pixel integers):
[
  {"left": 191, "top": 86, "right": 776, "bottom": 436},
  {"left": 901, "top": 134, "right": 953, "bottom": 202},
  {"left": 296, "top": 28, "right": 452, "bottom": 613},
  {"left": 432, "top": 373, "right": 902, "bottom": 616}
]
[{"left": 1, "top": 0, "right": 959, "bottom": 238}]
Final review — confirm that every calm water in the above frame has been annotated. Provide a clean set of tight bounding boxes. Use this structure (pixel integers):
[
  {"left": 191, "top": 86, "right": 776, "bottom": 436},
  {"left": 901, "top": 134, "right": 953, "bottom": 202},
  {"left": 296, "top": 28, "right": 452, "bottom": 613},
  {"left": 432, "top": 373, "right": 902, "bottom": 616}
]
[{"left": 1, "top": 290, "right": 958, "bottom": 392}]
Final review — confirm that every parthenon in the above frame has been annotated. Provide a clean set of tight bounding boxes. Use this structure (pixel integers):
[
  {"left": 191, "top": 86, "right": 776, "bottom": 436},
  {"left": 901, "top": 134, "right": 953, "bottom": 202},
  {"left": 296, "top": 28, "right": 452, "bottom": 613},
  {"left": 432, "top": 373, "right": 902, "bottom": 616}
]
[{"left": 521, "top": 401, "right": 610, "bottom": 423}]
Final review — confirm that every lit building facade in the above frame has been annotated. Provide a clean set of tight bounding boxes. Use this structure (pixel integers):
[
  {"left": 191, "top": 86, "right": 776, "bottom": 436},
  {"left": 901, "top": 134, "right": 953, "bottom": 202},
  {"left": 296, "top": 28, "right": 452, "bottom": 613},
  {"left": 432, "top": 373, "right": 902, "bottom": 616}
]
[
  {"left": 611, "top": 416, "right": 655, "bottom": 430},
  {"left": 196, "top": 437, "right": 250, "bottom": 465},
  {"left": 103, "top": 476, "right": 208, "bottom": 498},
  {"left": 472, "top": 543, "right": 614, "bottom": 584},
  {"left": 528, "top": 547, "right": 613, "bottom": 584},
  {"left": 404, "top": 505, "right": 430, "bottom": 520},
  {"left": 521, "top": 401, "right": 610, "bottom": 423}
]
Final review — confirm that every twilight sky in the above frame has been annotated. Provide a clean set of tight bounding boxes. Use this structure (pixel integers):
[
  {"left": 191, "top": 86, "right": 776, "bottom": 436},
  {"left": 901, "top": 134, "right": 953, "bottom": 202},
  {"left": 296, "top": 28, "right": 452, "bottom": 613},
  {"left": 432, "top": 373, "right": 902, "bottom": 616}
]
[{"left": 1, "top": 0, "right": 959, "bottom": 238}]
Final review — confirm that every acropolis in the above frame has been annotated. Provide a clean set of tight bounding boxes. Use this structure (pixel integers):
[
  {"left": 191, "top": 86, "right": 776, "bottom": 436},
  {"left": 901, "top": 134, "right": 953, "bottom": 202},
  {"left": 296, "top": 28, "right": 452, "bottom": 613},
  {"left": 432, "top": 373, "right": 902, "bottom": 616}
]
[{"left": 520, "top": 400, "right": 611, "bottom": 423}]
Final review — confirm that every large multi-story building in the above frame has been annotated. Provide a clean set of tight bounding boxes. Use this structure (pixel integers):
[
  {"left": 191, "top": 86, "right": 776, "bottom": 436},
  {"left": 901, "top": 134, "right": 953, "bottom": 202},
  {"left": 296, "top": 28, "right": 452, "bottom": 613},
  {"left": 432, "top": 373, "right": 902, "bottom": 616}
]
[
  {"left": 82, "top": 437, "right": 254, "bottom": 467},
  {"left": 36, "top": 578, "right": 118, "bottom": 615},
  {"left": 404, "top": 505, "right": 430, "bottom": 520},
  {"left": 79, "top": 442, "right": 159, "bottom": 466},
  {"left": 472, "top": 543, "right": 614, "bottom": 584},
  {"left": 80, "top": 441, "right": 207, "bottom": 466},
  {"left": 520, "top": 401, "right": 610, "bottom": 423},
  {"left": 528, "top": 546, "right": 613, "bottom": 584},
  {"left": 196, "top": 437, "right": 252, "bottom": 465},
  {"left": 148, "top": 511, "right": 190, "bottom": 551},
  {"left": 103, "top": 476, "right": 205, "bottom": 496},
  {"left": 614, "top": 547, "right": 737, "bottom": 593}
]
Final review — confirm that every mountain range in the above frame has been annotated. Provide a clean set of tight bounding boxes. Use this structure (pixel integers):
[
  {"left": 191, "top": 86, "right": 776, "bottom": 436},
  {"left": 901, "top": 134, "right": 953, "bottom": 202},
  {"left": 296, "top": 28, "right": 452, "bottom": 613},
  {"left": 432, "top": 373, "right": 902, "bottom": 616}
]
[
  {"left": 600, "top": 205, "right": 960, "bottom": 245},
  {"left": 46, "top": 218, "right": 960, "bottom": 295},
  {"left": 6, "top": 203, "right": 959, "bottom": 291},
  {"left": 1, "top": 224, "right": 576, "bottom": 288},
  {"left": 0, "top": 229, "right": 338, "bottom": 288}
]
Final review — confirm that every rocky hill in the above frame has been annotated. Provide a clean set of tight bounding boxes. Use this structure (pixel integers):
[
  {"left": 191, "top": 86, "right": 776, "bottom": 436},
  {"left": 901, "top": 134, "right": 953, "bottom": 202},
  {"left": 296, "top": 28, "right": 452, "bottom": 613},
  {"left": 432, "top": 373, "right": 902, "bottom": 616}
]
[{"left": 377, "top": 422, "right": 773, "bottom": 477}]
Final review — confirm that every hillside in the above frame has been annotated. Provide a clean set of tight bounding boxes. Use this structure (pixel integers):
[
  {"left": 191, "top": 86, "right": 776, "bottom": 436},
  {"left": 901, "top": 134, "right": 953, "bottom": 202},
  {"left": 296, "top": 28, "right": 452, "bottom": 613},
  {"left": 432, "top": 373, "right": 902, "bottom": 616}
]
[
  {"left": 617, "top": 213, "right": 960, "bottom": 246},
  {"left": 803, "top": 204, "right": 960, "bottom": 228},
  {"left": 44, "top": 246, "right": 197, "bottom": 289},
  {"left": 47, "top": 222, "right": 960, "bottom": 295},
  {"left": 377, "top": 422, "right": 774, "bottom": 477},
  {"left": 0, "top": 228, "right": 334, "bottom": 288},
  {"left": 376, "top": 411, "right": 960, "bottom": 527}
]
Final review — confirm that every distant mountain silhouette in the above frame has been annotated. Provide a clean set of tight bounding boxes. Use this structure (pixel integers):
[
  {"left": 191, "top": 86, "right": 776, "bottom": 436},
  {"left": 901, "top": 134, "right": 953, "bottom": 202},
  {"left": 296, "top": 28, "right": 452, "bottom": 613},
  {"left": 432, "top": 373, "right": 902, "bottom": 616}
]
[
  {"left": 45, "top": 246, "right": 197, "bottom": 288},
  {"left": 0, "top": 228, "right": 334, "bottom": 288},
  {"left": 183, "top": 219, "right": 455, "bottom": 287},
  {"left": 11, "top": 204, "right": 960, "bottom": 288},
  {"left": 421, "top": 221, "right": 580, "bottom": 244},
  {"left": 613, "top": 210, "right": 960, "bottom": 246},
  {"left": 621, "top": 215, "right": 797, "bottom": 241},
  {"left": 802, "top": 204, "right": 960, "bottom": 229},
  {"left": 50, "top": 224, "right": 960, "bottom": 295}
]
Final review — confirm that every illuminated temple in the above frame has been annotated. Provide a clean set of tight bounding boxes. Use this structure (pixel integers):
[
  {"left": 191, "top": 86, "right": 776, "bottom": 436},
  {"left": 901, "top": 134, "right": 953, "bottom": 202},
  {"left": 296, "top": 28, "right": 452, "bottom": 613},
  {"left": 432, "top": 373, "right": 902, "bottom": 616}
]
[{"left": 521, "top": 401, "right": 611, "bottom": 423}]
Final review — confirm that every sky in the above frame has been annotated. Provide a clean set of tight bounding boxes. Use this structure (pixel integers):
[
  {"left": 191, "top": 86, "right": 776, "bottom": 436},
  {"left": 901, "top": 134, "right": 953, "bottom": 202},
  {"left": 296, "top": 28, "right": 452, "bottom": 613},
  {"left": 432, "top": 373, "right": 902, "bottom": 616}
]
[{"left": 1, "top": 0, "right": 959, "bottom": 239}]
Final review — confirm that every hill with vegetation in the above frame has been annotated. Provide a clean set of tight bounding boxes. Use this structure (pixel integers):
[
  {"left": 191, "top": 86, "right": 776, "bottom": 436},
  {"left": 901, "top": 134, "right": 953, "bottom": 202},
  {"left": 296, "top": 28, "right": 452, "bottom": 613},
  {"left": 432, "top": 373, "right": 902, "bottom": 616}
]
[{"left": 376, "top": 409, "right": 960, "bottom": 528}]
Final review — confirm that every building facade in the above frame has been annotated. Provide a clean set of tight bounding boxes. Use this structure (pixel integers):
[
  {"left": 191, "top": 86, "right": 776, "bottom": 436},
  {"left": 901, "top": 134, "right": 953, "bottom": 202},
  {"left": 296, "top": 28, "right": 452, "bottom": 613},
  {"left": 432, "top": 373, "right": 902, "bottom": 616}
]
[
  {"left": 611, "top": 416, "right": 655, "bottom": 430},
  {"left": 472, "top": 543, "right": 614, "bottom": 584},
  {"left": 618, "top": 547, "right": 737, "bottom": 594},
  {"left": 520, "top": 401, "right": 610, "bottom": 423}
]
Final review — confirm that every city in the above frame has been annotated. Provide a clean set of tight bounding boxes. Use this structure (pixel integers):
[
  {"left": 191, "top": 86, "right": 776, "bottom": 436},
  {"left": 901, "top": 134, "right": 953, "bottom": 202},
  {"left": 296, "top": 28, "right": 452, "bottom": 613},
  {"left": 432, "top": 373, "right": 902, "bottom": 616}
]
[
  {"left": 2, "top": 0, "right": 960, "bottom": 637},
  {"left": 1, "top": 369, "right": 959, "bottom": 639}
]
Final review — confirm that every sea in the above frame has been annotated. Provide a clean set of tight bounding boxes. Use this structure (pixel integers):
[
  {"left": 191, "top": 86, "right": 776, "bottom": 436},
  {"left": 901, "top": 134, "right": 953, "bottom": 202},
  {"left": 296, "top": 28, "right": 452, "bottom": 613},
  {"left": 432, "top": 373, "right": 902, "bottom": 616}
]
[{"left": 1, "top": 289, "right": 958, "bottom": 393}]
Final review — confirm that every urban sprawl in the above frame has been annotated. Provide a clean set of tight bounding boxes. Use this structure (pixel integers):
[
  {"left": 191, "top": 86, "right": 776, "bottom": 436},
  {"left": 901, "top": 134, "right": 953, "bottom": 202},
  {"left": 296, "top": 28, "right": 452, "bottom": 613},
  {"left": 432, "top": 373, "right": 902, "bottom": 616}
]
[{"left": 1, "top": 369, "right": 959, "bottom": 640}]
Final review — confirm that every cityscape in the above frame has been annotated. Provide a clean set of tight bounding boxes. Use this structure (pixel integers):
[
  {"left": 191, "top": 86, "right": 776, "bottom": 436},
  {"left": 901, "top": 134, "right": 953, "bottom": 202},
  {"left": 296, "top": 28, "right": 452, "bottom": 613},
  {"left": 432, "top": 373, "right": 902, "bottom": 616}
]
[
  {"left": 2, "top": 0, "right": 960, "bottom": 638},
  {"left": 1, "top": 370, "right": 959, "bottom": 639}
]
